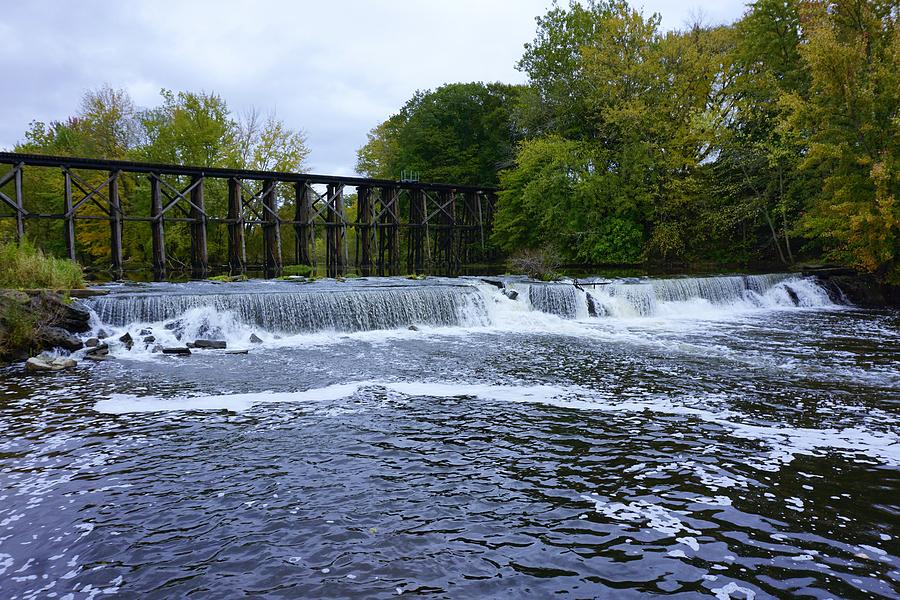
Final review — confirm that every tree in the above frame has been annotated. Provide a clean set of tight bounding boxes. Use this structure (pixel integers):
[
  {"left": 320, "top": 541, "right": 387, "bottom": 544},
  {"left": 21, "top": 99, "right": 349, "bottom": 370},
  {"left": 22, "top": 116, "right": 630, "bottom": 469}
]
[
  {"left": 782, "top": 0, "right": 899, "bottom": 281},
  {"left": 356, "top": 82, "right": 522, "bottom": 186}
]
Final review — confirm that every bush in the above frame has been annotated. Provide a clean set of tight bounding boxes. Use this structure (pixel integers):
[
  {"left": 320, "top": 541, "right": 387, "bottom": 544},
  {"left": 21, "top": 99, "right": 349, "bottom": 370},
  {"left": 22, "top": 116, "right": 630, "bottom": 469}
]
[
  {"left": 282, "top": 264, "right": 313, "bottom": 277},
  {"left": 0, "top": 242, "right": 84, "bottom": 289},
  {"left": 507, "top": 248, "right": 561, "bottom": 281}
]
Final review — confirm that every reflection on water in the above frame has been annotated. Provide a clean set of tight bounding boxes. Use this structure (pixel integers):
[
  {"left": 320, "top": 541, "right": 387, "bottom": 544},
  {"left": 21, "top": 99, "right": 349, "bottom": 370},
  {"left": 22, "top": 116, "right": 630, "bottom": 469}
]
[{"left": 0, "top": 275, "right": 898, "bottom": 598}]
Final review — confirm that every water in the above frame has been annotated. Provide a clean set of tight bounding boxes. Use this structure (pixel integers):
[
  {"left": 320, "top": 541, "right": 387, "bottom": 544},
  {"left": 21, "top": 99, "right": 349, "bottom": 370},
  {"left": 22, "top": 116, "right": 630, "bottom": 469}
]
[{"left": 1, "top": 274, "right": 898, "bottom": 599}]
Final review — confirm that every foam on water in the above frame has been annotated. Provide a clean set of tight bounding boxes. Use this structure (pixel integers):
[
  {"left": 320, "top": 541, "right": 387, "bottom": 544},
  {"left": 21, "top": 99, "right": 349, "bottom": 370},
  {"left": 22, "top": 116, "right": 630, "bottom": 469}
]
[{"left": 94, "top": 380, "right": 900, "bottom": 469}]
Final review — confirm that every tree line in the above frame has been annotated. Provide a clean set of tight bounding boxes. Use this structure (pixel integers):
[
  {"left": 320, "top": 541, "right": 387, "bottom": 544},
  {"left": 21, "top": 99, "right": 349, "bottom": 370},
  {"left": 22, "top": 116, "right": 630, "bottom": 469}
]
[
  {"left": 358, "top": 0, "right": 898, "bottom": 282},
  {"left": 4, "top": 87, "right": 309, "bottom": 271}
]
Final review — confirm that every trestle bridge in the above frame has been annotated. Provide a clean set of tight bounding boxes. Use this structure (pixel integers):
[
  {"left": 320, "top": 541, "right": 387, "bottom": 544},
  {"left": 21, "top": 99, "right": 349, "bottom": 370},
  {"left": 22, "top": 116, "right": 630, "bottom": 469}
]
[{"left": 0, "top": 152, "right": 498, "bottom": 280}]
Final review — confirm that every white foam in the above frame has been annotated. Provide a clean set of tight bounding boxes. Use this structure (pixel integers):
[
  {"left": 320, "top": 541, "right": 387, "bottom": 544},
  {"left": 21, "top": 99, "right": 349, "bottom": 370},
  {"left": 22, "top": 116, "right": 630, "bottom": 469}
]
[
  {"left": 712, "top": 581, "right": 756, "bottom": 599},
  {"left": 92, "top": 381, "right": 900, "bottom": 471},
  {"left": 580, "top": 496, "right": 700, "bottom": 536},
  {"left": 95, "top": 382, "right": 366, "bottom": 414}
]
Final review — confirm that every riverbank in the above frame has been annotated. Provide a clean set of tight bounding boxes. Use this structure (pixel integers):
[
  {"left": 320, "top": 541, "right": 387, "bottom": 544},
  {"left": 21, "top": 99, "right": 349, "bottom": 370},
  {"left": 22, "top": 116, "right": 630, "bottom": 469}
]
[{"left": 0, "top": 290, "right": 92, "bottom": 362}]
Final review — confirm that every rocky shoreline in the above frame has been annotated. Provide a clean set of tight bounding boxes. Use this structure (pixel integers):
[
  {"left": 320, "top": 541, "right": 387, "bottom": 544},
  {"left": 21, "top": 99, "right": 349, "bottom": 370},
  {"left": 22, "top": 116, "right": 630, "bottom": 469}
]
[{"left": 0, "top": 290, "right": 91, "bottom": 364}]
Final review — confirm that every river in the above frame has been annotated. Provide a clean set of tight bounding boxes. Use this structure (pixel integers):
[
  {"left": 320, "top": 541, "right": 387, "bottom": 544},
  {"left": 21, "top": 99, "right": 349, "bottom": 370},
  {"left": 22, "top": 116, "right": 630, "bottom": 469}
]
[{"left": 0, "top": 274, "right": 897, "bottom": 599}]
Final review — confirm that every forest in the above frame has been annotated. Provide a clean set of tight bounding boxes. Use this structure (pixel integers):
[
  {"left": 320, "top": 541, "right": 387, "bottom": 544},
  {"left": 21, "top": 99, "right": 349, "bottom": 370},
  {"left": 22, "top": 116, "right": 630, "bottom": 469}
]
[{"left": 3, "top": 0, "right": 898, "bottom": 282}]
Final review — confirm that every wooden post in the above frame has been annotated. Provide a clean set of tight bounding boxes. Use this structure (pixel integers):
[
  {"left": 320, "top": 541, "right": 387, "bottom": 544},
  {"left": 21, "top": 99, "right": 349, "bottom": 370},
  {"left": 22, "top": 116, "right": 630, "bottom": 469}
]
[
  {"left": 63, "top": 170, "right": 76, "bottom": 261},
  {"left": 325, "top": 183, "right": 346, "bottom": 278},
  {"left": 378, "top": 186, "right": 399, "bottom": 276},
  {"left": 294, "top": 181, "right": 315, "bottom": 269},
  {"left": 409, "top": 188, "right": 426, "bottom": 274},
  {"left": 227, "top": 177, "right": 245, "bottom": 275},
  {"left": 109, "top": 170, "right": 123, "bottom": 279},
  {"left": 14, "top": 165, "right": 24, "bottom": 243},
  {"left": 190, "top": 175, "right": 208, "bottom": 278},
  {"left": 357, "top": 186, "right": 375, "bottom": 276},
  {"left": 150, "top": 175, "right": 166, "bottom": 280},
  {"left": 262, "top": 179, "right": 282, "bottom": 277},
  {"left": 445, "top": 191, "right": 457, "bottom": 274}
]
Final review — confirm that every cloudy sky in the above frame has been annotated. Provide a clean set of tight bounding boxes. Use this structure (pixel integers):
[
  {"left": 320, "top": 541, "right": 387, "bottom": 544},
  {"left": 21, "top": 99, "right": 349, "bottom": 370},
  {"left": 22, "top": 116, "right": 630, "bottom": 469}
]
[{"left": 2, "top": 0, "right": 748, "bottom": 176}]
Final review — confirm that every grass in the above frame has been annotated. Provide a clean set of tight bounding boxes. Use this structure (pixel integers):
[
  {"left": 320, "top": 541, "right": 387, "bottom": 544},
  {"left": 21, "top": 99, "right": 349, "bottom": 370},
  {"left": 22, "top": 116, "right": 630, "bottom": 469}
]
[{"left": 0, "top": 241, "right": 84, "bottom": 290}]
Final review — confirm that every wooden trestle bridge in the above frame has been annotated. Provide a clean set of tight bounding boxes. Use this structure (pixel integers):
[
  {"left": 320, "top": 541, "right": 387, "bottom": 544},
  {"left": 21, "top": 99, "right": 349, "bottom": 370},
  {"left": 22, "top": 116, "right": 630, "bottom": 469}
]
[{"left": 0, "top": 152, "right": 498, "bottom": 280}]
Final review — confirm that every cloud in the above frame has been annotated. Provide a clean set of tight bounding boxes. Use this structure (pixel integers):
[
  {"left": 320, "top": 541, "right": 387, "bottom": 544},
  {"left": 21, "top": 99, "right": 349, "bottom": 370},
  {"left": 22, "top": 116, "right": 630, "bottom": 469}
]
[{"left": 0, "top": 0, "right": 746, "bottom": 175}]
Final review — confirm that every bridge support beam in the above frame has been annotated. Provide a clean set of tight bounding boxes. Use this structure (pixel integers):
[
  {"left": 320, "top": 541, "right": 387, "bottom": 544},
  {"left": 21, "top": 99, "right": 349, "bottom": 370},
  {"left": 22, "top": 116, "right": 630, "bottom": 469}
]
[
  {"left": 356, "top": 186, "right": 375, "bottom": 276},
  {"left": 109, "top": 170, "right": 123, "bottom": 279},
  {"left": 63, "top": 170, "right": 76, "bottom": 261},
  {"left": 262, "top": 179, "right": 281, "bottom": 278},
  {"left": 189, "top": 175, "right": 208, "bottom": 278},
  {"left": 408, "top": 188, "right": 426, "bottom": 274},
  {"left": 378, "top": 186, "right": 399, "bottom": 276},
  {"left": 13, "top": 166, "right": 24, "bottom": 243},
  {"left": 150, "top": 175, "right": 166, "bottom": 280},
  {"left": 227, "top": 177, "right": 245, "bottom": 275},
  {"left": 325, "top": 183, "right": 347, "bottom": 278},
  {"left": 294, "top": 181, "right": 315, "bottom": 269}
]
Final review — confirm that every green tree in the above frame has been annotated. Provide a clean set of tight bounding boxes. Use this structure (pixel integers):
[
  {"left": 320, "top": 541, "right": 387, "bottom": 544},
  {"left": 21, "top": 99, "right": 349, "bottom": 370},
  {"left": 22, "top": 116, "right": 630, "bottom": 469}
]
[
  {"left": 783, "top": 0, "right": 899, "bottom": 281},
  {"left": 356, "top": 82, "right": 522, "bottom": 186}
]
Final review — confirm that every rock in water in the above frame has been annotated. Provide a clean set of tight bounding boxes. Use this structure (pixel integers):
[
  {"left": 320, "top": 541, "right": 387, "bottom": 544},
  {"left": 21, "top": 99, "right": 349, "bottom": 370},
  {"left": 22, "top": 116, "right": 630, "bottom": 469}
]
[
  {"left": 784, "top": 285, "right": 800, "bottom": 306},
  {"left": 40, "top": 327, "right": 84, "bottom": 351},
  {"left": 26, "top": 356, "right": 77, "bottom": 372},
  {"left": 193, "top": 340, "right": 227, "bottom": 349},
  {"left": 408, "top": 325, "right": 419, "bottom": 331},
  {"left": 85, "top": 337, "right": 99, "bottom": 347},
  {"left": 586, "top": 292, "right": 598, "bottom": 317},
  {"left": 119, "top": 332, "right": 134, "bottom": 350},
  {"left": 162, "top": 347, "right": 192, "bottom": 355},
  {"left": 249, "top": 333, "right": 263, "bottom": 344},
  {"left": 501, "top": 289, "right": 519, "bottom": 301},
  {"left": 225, "top": 349, "right": 249, "bottom": 355}
]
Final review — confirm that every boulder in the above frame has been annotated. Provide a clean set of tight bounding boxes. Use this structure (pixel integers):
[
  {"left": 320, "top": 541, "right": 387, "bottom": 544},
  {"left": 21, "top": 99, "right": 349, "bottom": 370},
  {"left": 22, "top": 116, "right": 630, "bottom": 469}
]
[
  {"left": 784, "top": 285, "right": 800, "bottom": 306},
  {"left": 225, "top": 349, "right": 249, "bottom": 355},
  {"left": 29, "top": 292, "right": 91, "bottom": 333},
  {"left": 139, "top": 328, "right": 152, "bottom": 336},
  {"left": 249, "top": 333, "right": 263, "bottom": 344},
  {"left": 162, "top": 347, "right": 192, "bottom": 355},
  {"left": 85, "top": 337, "right": 99, "bottom": 347},
  {"left": 143, "top": 335, "right": 156, "bottom": 344},
  {"left": 26, "top": 355, "right": 77, "bottom": 372},
  {"left": 40, "top": 327, "right": 84, "bottom": 351},
  {"left": 501, "top": 289, "right": 519, "bottom": 301},
  {"left": 408, "top": 325, "right": 419, "bottom": 331},
  {"left": 193, "top": 339, "right": 227, "bottom": 349},
  {"left": 481, "top": 279, "right": 504, "bottom": 289},
  {"left": 119, "top": 332, "right": 134, "bottom": 350},
  {"left": 97, "top": 329, "right": 110, "bottom": 340},
  {"left": 86, "top": 342, "right": 109, "bottom": 354}
]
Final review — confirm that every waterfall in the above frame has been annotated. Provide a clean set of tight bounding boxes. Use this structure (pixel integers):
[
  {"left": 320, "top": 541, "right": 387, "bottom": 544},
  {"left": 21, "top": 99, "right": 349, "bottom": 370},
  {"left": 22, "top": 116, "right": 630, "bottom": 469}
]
[
  {"left": 84, "top": 274, "right": 838, "bottom": 347},
  {"left": 528, "top": 284, "right": 578, "bottom": 318},
  {"left": 89, "top": 286, "right": 490, "bottom": 333},
  {"left": 518, "top": 274, "right": 835, "bottom": 319}
]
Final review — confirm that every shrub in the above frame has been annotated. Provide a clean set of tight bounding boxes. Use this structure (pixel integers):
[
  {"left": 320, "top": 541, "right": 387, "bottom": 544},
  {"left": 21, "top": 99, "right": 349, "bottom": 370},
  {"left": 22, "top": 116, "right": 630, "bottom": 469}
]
[
  {"left": 0, "top": 242, "right": 84, "bottom": 290},
  {"left": 507, "top": 248, "right": 561, "bottom": 281}
]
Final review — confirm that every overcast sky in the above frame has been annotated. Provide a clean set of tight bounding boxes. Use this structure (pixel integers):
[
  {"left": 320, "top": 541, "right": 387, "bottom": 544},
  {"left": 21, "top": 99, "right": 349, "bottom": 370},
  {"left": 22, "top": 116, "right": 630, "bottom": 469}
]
[{"left": 1, "top": 0, "right": 748, "bottom": 176}]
